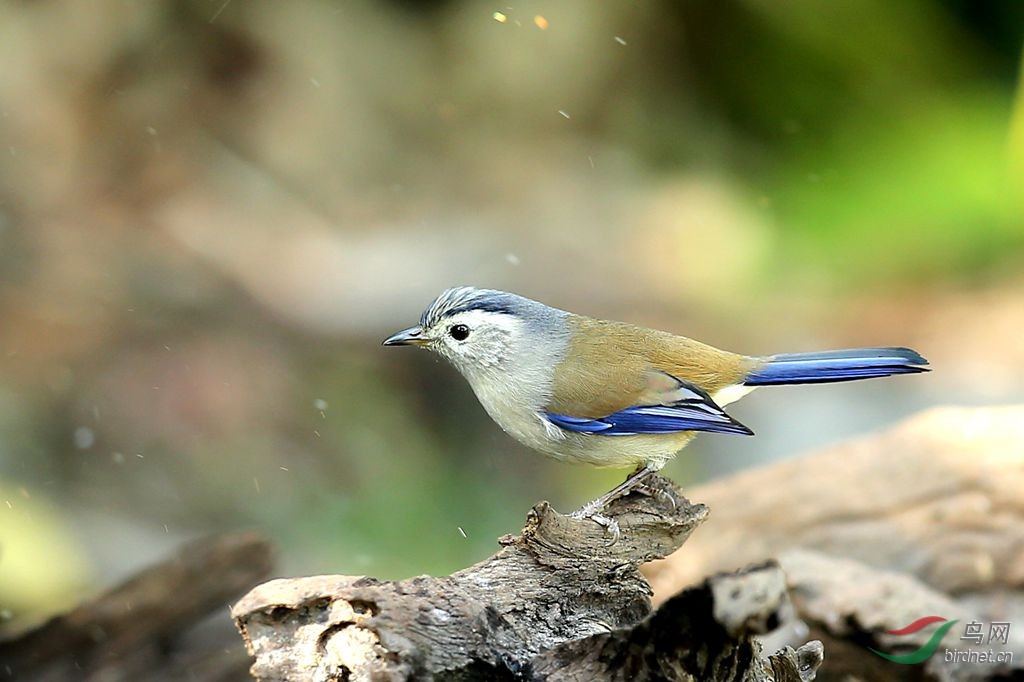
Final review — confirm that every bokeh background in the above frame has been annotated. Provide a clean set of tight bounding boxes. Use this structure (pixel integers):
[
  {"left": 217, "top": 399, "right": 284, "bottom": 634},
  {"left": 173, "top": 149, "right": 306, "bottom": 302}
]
[{"left": 2, "top": 0, "right": 1023, "bottom": 633}]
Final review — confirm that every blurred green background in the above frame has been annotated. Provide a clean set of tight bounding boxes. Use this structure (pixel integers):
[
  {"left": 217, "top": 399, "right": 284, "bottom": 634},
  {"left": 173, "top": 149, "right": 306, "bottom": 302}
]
[{"left": 1, "top": 0, "right": 1023, "bottom": 631}]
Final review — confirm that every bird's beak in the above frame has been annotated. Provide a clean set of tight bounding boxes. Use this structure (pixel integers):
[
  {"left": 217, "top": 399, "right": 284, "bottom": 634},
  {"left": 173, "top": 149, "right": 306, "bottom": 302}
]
[{"left": 382, "top": 326, "right": 429, "bottom": 347}]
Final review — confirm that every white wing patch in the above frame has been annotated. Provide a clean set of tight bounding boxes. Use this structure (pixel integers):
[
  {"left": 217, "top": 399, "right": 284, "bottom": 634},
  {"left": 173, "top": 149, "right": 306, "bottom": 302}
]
[{"left": 712, "top": 384, "right": 756, "bottom": 407}]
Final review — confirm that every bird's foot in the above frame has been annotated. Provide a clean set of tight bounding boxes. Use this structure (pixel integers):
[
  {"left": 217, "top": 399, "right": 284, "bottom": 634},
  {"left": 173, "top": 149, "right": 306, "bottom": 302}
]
[
  {"left": 570, "top": 504, "right": 621, "bottom": 545},
  {"left": 633, "top": 482, "right": 677, "bottom": 512},
  {"left": 589, "top": 513, "right": 621, "bottom": 546}
]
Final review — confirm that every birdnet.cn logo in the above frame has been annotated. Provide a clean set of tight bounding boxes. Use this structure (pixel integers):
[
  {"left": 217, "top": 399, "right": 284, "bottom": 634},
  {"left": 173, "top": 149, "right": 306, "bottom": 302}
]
[{"left": 869, "top": 616, "right": 1012, "bottom": 665}]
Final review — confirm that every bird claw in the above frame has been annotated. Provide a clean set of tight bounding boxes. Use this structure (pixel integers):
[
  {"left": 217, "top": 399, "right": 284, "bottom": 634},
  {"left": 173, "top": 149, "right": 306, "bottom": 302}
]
[
  {"left": 592, "top": 514, "right": 621, "bottom": 546},
  {"left": 633, "top": 482, "right": 677, "bottom": 512},
  {"left": 570, "top": 505, "right": 621, "bottom": 545}
]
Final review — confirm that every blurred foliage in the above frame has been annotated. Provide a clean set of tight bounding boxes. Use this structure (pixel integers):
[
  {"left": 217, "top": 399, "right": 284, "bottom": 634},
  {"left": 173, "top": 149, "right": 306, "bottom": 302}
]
[
  {"left": 0, "top": 0, "right": 1022, "bottom": 631},
  {"left": 0, "top": 481, "right": 91, "bottom": 625}
]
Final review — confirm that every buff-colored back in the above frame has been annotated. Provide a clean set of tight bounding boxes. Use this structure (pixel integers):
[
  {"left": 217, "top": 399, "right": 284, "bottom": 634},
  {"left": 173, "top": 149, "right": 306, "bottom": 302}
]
[{"left": 548, "top": 316, "right": 757, "bottom": 418}]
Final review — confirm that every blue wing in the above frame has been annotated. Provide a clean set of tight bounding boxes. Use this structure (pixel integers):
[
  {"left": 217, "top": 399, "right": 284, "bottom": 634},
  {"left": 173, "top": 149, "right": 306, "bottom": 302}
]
[{"left": 545, "top": 374, "right": 753, "bottom": 437}]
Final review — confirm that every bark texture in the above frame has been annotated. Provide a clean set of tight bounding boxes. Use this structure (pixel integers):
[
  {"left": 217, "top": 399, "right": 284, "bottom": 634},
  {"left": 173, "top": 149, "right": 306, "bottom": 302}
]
[
  {"left": 232, "top": 475, "right": 822, "bottom": 681},
  {"left": 646, "top": 405, "right": 1024, "bottom": 681},
  {"left": 780, "top": 549, "right": 1022, "bottom": 682}
]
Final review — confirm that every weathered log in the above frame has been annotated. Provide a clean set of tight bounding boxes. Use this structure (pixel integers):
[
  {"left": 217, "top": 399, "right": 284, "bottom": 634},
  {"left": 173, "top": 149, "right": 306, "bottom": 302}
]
[
  {"left": 0, "top": 532, "right": 273, "bottom": 682},
  {"left": 645, "top": 405, "right": 1024, "bottom": 602},
  {"left": 643, "top": 405, "right": 1024, "bottom": 682},
  {"left": 529, "top": 562, "right": 823, "bottom": 681},
  {"left": 232, "top": 475, "right": 822, "bottom": 681},
  {"left": 780, "top": 549, "right": 1023, "bottom": 682}
]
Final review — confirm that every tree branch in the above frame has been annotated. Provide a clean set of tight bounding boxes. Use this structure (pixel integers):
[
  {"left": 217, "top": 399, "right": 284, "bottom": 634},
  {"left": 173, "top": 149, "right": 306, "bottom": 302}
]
[
  {"left": 232, "top": 475, "right": 822, "bottom": 681},
  {"left": 0, "top": 532, "right": 273, "bottom": 682}
]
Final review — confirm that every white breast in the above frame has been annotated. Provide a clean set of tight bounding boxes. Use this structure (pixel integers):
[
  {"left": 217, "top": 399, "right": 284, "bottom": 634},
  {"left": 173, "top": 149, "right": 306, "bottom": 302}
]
[{"left": 467, "top": 362, "right": 562, "bottom": 454}]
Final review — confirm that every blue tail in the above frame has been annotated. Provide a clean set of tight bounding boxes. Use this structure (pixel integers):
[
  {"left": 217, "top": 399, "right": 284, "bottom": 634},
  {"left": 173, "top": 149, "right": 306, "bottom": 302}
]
[{"left": 744, "top": 347, "right": 929, "bottom": 386}]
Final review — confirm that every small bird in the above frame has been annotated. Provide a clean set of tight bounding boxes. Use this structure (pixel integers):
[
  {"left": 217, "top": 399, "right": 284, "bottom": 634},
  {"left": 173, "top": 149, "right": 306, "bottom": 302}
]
[{"left": 384, "top": 287, "right": 928, "bottom": 531}]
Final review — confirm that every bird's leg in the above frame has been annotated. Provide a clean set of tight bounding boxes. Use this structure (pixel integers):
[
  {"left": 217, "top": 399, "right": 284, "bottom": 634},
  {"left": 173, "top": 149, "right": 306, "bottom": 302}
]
[
  {"left": 570, "top": 466, "right": 655, "bottom": 544},
  {"left": 632, "top": 482, "right": 677, "bottom": 512},
  {"left": 571, "top": 465, "right": 654, "bottom": 520}
]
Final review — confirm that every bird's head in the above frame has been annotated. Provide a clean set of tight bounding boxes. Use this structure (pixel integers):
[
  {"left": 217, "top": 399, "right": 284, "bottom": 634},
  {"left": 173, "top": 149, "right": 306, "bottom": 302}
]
[{"left": 383, "top": 287, "right": 566, "bottom": 379}]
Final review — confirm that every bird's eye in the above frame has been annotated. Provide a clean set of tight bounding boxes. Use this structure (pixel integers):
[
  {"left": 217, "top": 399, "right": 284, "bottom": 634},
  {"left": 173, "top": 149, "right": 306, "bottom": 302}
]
[{"left": 448, "top": 324, "right": 470, "bottom": 341}]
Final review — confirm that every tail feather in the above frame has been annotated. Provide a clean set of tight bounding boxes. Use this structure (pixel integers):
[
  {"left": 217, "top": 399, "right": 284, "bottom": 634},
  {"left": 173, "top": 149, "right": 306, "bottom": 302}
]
[{"left": 744, "top": 347, "right": 929, "bottom": 386}]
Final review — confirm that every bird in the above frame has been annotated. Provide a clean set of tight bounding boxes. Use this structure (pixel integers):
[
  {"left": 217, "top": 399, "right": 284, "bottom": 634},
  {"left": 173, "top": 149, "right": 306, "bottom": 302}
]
[{"left": 383, "top": 286, "right": 929, "bottom": 533}]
